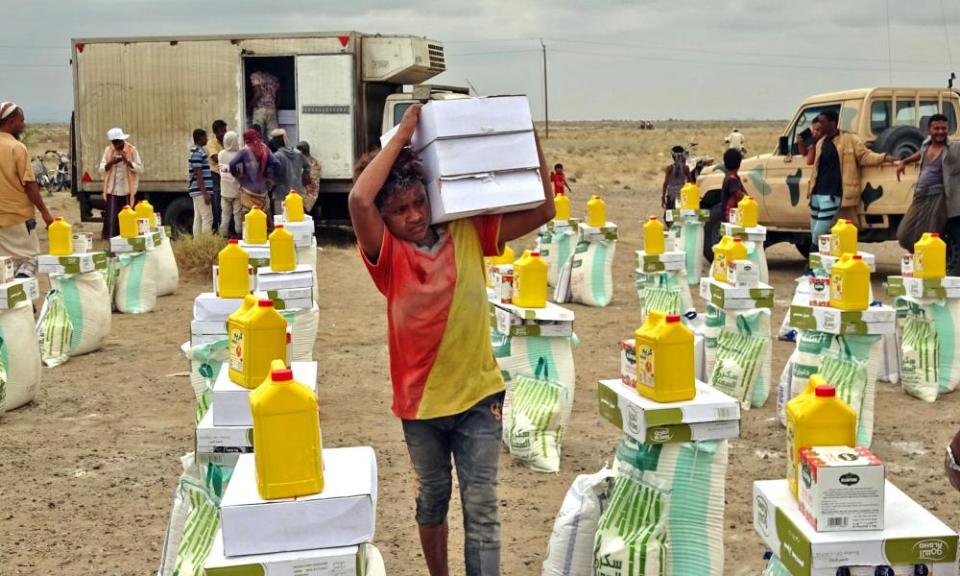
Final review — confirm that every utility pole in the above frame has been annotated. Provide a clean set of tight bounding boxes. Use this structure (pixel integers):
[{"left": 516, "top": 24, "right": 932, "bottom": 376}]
[{"left": 540, "top": 38, "right": 549, "bottom": 139}]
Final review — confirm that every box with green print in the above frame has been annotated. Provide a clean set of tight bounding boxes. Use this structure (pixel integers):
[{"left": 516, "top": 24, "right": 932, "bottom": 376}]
[
  {"left": 636, "top": 249, "right": 685, "bottom": 273},
  {"left": 789, "top": 302, "right": 896, "bottom": 335},
  {"left": 37, "top": 251, "right": 108, "bottom": 275},
  {"left": 204, "top": 530, "right": 365, "bottom": 576},
  {"left": 598, "top": 379, "right": 740, "bottom": 444},
  {"left": 721, "top": 222, "right": 767, "bottom": 242},
  {"left": 809, "top": 251, "right": 877, "bottom": 273},
  {"left": 886, "top": 276, "right": 960, "bottom": 300},
  {"left": 491, "top": 298, "right": 574, "bottom": 338},
  {"left": 753, "top": 479, "right": 958, "bottom": 576},
  {"left": 238, "top": 241, "right": 271, "bottom": 269},
  {"left": 108, "top": 231, "right": 161, "bottom": 253},
  {"left": 699, "top": 277, "right": 774, "bottom": 310},
  {"left": 579, "top": 222, "right": 619, "bottom": 242},
  {"left": 0, "top": 277, "right": 39, "bottom": 309}
]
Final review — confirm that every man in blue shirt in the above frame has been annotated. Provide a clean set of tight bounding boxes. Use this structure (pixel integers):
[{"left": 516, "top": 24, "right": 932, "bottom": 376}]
[{"left": 189, "top": 128, "right": 214, "bottom": 237}]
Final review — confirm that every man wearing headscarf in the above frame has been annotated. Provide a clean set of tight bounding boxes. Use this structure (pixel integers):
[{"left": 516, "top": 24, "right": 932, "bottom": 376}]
[
  {"left": 217, "top": 131, "right": 242, "bottom": 237},
  {"left": 296, "top": 140, "right": 321, "bottom": 213},
  {"left": 229, "top": 128, "right": 282, "bottom": 218},
  {"left": 661, "top": 145, "right": 690, "bottom": 212},
  {"left": 98, "top": 127, "right": 143, "bottom": 239},
  {"left": 0, "top": 102, "right": 53, "bottom": 278}
]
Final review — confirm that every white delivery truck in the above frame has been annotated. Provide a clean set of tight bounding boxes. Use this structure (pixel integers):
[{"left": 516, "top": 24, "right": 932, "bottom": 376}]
[{"left": 69, "top": 31, "right": 463, "bottom": 231}]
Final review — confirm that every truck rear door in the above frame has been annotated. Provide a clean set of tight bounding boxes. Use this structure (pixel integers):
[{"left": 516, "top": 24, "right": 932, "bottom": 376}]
[{"left": 296, "top": 54, "right": 355, "bottom": 182}]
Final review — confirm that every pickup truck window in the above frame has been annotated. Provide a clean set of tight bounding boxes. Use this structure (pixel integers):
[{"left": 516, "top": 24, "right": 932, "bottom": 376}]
[
  {"left": 918, "top": 100, "right": 958, "bottom": 131},
  {"left": 871, "top": 100, "right": 891, "bottom": 134},
  {"left": 895, "top": 99, "right": 918, "bottom": 126},
  {"left": 391, "top": 102, "right": 413, "bottom": 128},
  {"left": 787, "top": 104, "right": 841, "bottom": 155}
]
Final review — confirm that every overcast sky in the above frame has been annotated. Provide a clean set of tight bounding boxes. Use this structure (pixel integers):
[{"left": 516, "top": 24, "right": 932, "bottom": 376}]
[{"left": 3, "top": 0, "right": 960, "bottom": 122}]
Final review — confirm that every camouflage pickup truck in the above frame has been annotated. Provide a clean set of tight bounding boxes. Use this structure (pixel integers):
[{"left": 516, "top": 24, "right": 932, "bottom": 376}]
[{"left": 697, "top": 87, "right": 960, "bottom": 261}]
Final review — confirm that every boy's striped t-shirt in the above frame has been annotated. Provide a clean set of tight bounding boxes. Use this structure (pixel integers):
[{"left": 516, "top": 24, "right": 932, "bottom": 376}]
[{"left": 361, "top": 216, "right": 505, "bottom": 420}]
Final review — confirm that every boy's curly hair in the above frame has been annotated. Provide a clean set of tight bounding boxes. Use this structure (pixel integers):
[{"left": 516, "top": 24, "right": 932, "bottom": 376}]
[{"left": 354, "top": 147, "right": 427, "bottom": 210}]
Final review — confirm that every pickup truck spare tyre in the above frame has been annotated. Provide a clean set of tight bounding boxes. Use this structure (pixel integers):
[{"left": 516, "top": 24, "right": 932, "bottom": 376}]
[{"left": 873, "top": 126, "right": 924, "bottom": 159}]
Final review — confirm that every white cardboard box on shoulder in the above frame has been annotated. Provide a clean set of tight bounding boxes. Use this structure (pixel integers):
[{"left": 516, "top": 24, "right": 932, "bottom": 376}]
[
  {"left": 220, "top": 448, "right": 378, "bottom": 557},
  {"left": 380, "top": 96, "right": 545, "bottom": 223},
  {"left": 204, "top": 529, "right": 361, "bottom": 575},
  {"left": 212, "top": 361, "right": 318, "bottom": 426}
]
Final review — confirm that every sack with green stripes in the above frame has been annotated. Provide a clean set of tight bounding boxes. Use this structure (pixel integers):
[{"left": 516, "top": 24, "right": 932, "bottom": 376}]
[
  {"left": 762, "top": 554, "right": 793, "bottom": 576},
  {"left": 0, "top": 341, "right": 6, "bottom": 417},
  {"left": 152, "top": 236, "right": 180, "bottom": 296},
  {"left": 279, "top": 302, "right": 319, "bottom": 362},
  {"left": 103, "top": 256, "right": 120, "bottom": 311},
  {"left": 157, "top": 453, "right": 222, "bottom": 576},
  {"left": 635, "top": 270, "right": 693, "bottom": 321},
  {"left": 900, "top": 314, "right": 939, "bottom": 403},
  {"left": 49, "top": 271, "right": 111, "bottom": 356},
  {"left": 677, "top": 216, "right": 705, "bottom": 284},
  {"left": 745, "top": 240, "right": 769, "bottom": 283},
  {"left": 542, "top": 467, "right": 613, "bottom": 576},
  {"left": 569, "top": 239, "right": 615, "bottom": 307},
  {"left": 704, "top": 306, "right": 772, "bottom": 408},
  {"left": 181, "top": 339, "right": 229, "bottom": 423},
  {"left": 0, "top": 301, "right": 41, "bottom": 411},
  {"left": 613, "top": 439, "right": 728, "bottom": 575},
  {"left": 295, "top": 238, "right": 320, "bottom": 303},
  {"left": 36, "top": 289, "right": 73, "bottom": 368},
  {"left": 540, "top": 229, "right": 578, "bottom": 287},
  {"left": 592, "top": 474, "right": 668, "bottom": 576},
  {"left": 818, "top": 352, "right": 874, "bottom": 446},
  {"left": 114, "top": 251, "right": 158, "bottom": 314},
  {"left": 506, "top": 360, "right": 574, "bottom": 473},
  {"left": 897, "top": 298, "right": 960, "bottom": 397}
]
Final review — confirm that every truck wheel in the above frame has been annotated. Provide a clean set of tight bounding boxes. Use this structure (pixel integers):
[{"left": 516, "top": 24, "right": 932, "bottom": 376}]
[
  {"left": 164, "top": 196, "right": 194, "bottom": 237},
  {"left": 873, "top": 126, "right": 924, "bottom": 159}
]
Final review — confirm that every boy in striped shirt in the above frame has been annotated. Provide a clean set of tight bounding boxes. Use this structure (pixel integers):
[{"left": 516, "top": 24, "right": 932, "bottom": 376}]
[{"left": 188, "top": 128, "right": 214, "bottom": 237}]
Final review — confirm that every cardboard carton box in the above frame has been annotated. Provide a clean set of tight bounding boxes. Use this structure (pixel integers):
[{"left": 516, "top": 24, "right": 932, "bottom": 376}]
[
  {"left": 195, "top": 406, "right": 253, "bottom": 455},
  {"left": 212, "top": 361, "right": 318, "bottom": 426},
  {"left": 0, "top": 277, "right": 39, "bottom": 309},
  {"left": 273, "top": 215, "right": 315, "bottom": 248},
  {"left": 664, "top": 208, "right": 710, "bottom": 223},
  {"left": 789, "top": 304, "right": 896, "bottom": 336},
  {"left": 37, "top": 252, "right": 108, "bottom": 275},
  {"left": 490, "top": 296, "right": 575, "bottom": 337},
  {"left": 0, "top": 256, "right": 13, "bottom": 283},
  {"left": 721, "top": 222, "right": 767, "bottom": 242},
  {"left": 238, "top": 241, "right": 271, "bottom": 269},
  {"left": 193, "top": 292, "right": 247, "bottom": 322},
  {"left": 220, "top": 448, "right": 377, "bottom": 557},
  {"left": 887, "top": 276, "right": 960, "bottom": 300},
  {"left": 699, "top": 277, "right": 774, "bottom": 309},
  {"left": 540, "top": 218, "right": 582, "bottom": 234},
  {"left": 424, "top": 169, "right": 545, "bottom": 224},
  {"left": 71, "top": 232, "right": 94, "bottom": 254},
  {"left": 636, "top": 250, "right": 685, "bottom": 273},
  {"left": 727, "top": 259, "right": 760, "bottom": 288},
  {"left": 809, "top": 251, "right": 877, "bottom": 273},
  {"left": 204, "top": 530, "right": 362, "bottom": 575},
  {"left": 619, "top": 339, "right": 638, "bottom": 388},
  {"left": 754, "top": 479, "right": 957, "bottom": 576},
  {"left": 579, "top": 222, "right": 619, "bottom": 242},
  {"left": 109, "top": 232, "right": 160, "bottom": 253},
  {"left": 256, "top": 265, "right": 314, "bottom": 291},
  {"left": 597, "top": 379, "right": 740, "bottom": 443},
  {"left": 799, "top": 446, "right": 884, "bottom": 532}
]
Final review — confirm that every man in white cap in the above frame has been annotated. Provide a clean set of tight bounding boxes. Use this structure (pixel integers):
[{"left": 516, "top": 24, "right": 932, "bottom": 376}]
[
  {"left": 0, "top": 102, "right": 53, "bottom": 277},
  {"left": 267, "top": 128, "right": 310, "bottom": 216},
  {"left": 98, "top": 127, "right": 143, "bottom": 239}
]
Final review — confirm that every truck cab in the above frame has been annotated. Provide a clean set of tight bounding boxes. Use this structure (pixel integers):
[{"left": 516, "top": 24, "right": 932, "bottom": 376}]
[
  {"left": 697, "top": 87, "right": 960, "bottom": 258},
  {"left": 381, "top": 84, "right": 470, "bottom": 134}
]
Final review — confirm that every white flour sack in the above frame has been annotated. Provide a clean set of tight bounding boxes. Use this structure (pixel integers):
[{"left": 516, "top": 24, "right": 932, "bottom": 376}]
[
  {"left": 593, "top": 474, "right": 668, "bottom": 576},
  {"left": 36, "top": 289, "right": 72, "bottom": 368},
  {"left": 152, "top": 236, "right": 180, "bottom": 296},
  {"left": 703, "top": 306, "right": 772, "bottom": 408},
  {"left": 540, "top": 229, "right": 578, "bottom": 287},
  {"left": 295, "top": 237, "right": 319, "bottom": 303},
  {"left": 542, "top": 467, "right": 614, "bottom": 576},
  {"left": 898, "top": 297, "right": 960, "bottom": 396},
  {"left": 279, "top": 303, "right": 319, "bottom": 362},
  {"left": 570, "top": 239, "right": 616, "bottom": 307},
  {"left": 505, "top": 370, "right": 573, "bottom": 473},
  {"left": 50, "top": 271, "right": 111, "bottom": 356},
  {"left": 635, "top": 270, "right": 694, "bottom": 321},
  {"left": 0, "top": 300, "right": 42, "bottom": 412},
  {"left": 114, "top": 251, "right": 158, "bottom": 314},
  {"left": 613, "top": 438, "right": 728, "bottom": 575},
  {"left": 157, "top": 453, "right": 221, "bottom": 576},
  {"left": 709, "top": 329, "right": 767, "bottom": 410},
  {"left": 900, "top": 314, "right": 939, "bottom": 403}
]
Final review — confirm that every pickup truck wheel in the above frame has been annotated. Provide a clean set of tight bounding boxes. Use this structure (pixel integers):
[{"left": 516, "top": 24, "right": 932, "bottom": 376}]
[
  {"left": 164, "top": 196, "right": 194, "bottom": 237},
  {"left": 873, "top": 126, "right": 924, "bottom": 159}
]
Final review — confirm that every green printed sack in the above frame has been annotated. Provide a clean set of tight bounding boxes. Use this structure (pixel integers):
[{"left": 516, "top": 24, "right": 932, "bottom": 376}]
[
  {"left": 36, "top": 289, "right": 73, "bottom": 368},
  {"left": 279, "top": 302, "right": 319, "bottom": 362},
  {"left": 50, "top": 271, "right": 111, "bottom": 356},
  {"left": 542, "top": 467, "right": 613, "bottom": 576},
  {"left": 635, "top": 270, "right": 693, "bottom": 321},
  {"left": 540, "top": 229, "right": 578, "bottom": 287},
  {"left": 613, "top": 439, "right": 728, "bottom": 575},
  {"left": 157, "top": 453, "right": 222, "bottom": 576},
  {"left": 0, "top": 337, "right": 7, "bottom": 417},
  {"left": 819, "top": 353, "right": 873, "bottom": 446},
  {"left": 762, "top": 555, "right": 793, "bottom": 576},
  {"left": 900, "top": 314, "right": 939, "bottom": 403},
  {"left": 181, "top": 340, "right": 229, "bottom": 424},
  {"left": 592, "top": 475, "right": 667, "bottom": 576},
  {"left": 114, "top": 251, "right": 158, "bottom": 314},
  {"left": 0, "top": 301, "right": 41, "bottom": 411},
  {"left": 898, "top": 298, "right": 960, "bottom": 396},
  {"left": 570, "top": 239, "right": 615, "bottom": 307},
  {"left": 152, "top": 236, "right": 180, "bottom": 296},
  {"left": 702, "top": 306, "right": 772, "bottom": 407},
  {"left": 709, "top": 329, "right": 766, "bottom": 409},
  {"left": 506, "top": 360, "right": 573, "bottom": 473},
  {"left": 678, "top": 217, "right": 705, "bottom": 284}
]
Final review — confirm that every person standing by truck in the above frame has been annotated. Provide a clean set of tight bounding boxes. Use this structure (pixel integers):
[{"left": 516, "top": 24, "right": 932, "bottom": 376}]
[
  {"left": 662, "top": 145, "right": 690, "bottom": 212},
  {"left": 188, "top": 129, "right": 214, "bottom": 237},
  {"left": 267, "top": 128, "right": 310, "bottom": 216},
  {"left": 249, "top": 71, "right": 280, "bottom": 136},
  {"left": 0, "top": 102, "right": 53, "bottom": 278},
  {"left": 229, "top": 128, "right": 281, "bottom": 218},
  {"left": 894, "top": 113, "right": 952, "bottom": 251},
  {"left": 806, "top": 109, "right": 894, "bottom": 244},
  {"left": 207, "top": 119, "right": 228, "bottom": 233},
  {"left": 98, "top": 127, "right": 143, "bottom": 239},
  {"left": 217, "top": 131, "right": 242, "bottom": 238},
  {"left": 349, "top": 103, "right": 555, "bottom": 576},
  {"left": 297, "top": 140, "right": 321, "bottom": 213}
]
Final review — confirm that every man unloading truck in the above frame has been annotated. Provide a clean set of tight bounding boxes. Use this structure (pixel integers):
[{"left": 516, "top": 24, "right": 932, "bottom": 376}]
[{"left": 348, "top": 103, "right": 555, "bottom": 576}]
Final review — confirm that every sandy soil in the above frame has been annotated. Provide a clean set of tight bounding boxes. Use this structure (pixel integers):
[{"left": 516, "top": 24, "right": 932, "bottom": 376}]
[{"left": 2, "top": 124, "right": 958, "bottom": 575}]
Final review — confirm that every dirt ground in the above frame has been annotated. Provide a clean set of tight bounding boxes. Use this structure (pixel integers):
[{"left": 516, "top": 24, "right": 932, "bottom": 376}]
[{"left": 2, "top": 123, "right": 958, "bottom": 575}]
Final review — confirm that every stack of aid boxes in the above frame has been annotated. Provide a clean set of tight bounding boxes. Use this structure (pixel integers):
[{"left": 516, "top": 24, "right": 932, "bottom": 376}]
[{"left": 255, "top": 264, "right": 314, "bottom": 311}]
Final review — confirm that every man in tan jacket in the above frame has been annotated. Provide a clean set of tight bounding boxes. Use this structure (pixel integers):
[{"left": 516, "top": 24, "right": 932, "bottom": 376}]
[{"left": 807, "top": 109, "right": 894, "bottom": 244}]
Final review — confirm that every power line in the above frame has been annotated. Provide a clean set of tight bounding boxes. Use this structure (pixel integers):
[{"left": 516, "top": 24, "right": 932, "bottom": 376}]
[
  {"left": 447, "top": 49, "right": 540, "bottom": 57},
  {"left": 941, "top": 0, "right": 954, "bottom": 69}
]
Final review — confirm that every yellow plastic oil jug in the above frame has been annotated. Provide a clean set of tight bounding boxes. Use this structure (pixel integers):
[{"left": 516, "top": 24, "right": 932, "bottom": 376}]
[
  {"left": 118, "top": 205, "right": 138, "bottom": 239},
  {"left": 250, "top": 360, "right": 324, "bottom": 499},
  {"left": 226, "top": 294, "right": 258, "bottom": 359},
  {"left": 244, "top": 205, "right": 268, "bottom": 245},
  {"left": 554, "top": 192, "right": 571, "bottom": 221},
  {"left": 135, "top": 200, "right": 155, "bottom": 228},
  {"left": 634, "top": 313, "right": 695, "bottom": 403},
  {"left": 485, "top": 244, "right": 516, "bottom": 288},
  {"left": 914, "top": 232, "right": 947, "bottom": 280},
  {"left": 785, "top": 376, "right": 857, "bottom": 496},
  {"left": 229, "top": 299, "right": 288, "bottom": 389},
  {"left": 586, "top": 195, "right": 606, "bottom": 227},
  {"left": 48, "top": 217, "right": 73, "bottom": 256},
  {"left": 513, "top": 250, "right": 548, "bottom": 308},
  {"left": 830, "top": 219, "right": 857, "bottom": 257},
  {"left": 680, "top": 181, "right": 700, "bottom": 211},
  {"left": 736, "top": 195, "right": 758, "bottom": 228},
  {"left": 269, "top": 225, "right": 296, "bottom": 272},
  {"left": 643, "top": 216, "right": 666, "bottom": 255},
  {"left": 284, "top": 190, "right": 305, "bottom": 222},
  {"left": 829, "top": 254, "right": 870, "bottom": 311},
  {"left": 712, "top": 235, "right": 735, "bottom": 282},
  {"left": 218, "top": 239, "right": 251, "bottom": 298}
]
